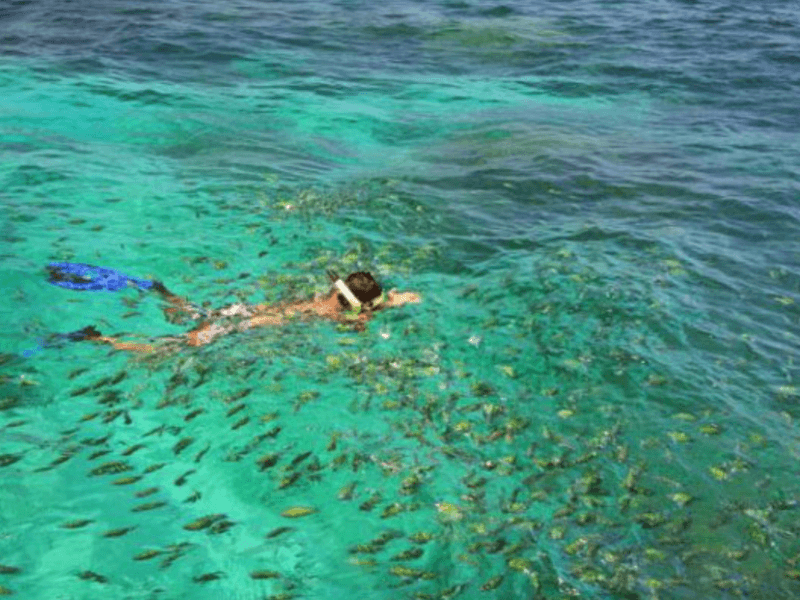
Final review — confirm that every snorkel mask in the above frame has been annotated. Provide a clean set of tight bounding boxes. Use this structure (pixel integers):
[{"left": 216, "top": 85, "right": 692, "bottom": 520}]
[{"left": 326, "top": 269, "right": 385, "bottom": 319}]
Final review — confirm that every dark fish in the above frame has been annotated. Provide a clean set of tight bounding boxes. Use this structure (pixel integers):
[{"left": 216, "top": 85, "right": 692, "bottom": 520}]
[
  {"left": 121, "top": 444, "right": 146, "bottom": 457},
  {"left": 79, "top": 412, "right": 99, "bottom": 422},
  {"left": 101, "top": 410, "right": 124, "bottom": 424},
  {"left": 91, "top": 375, "right": 113, "bottom": 390},
  {"left": 109, "top": 371, "right": 127, "bottom": 385},
  {"left": 381, "top": 503, "right": 405, "bottom": 519},
  {"left": 173, "top": 437, "right": 194, "bottom": 455},
  {"left": 264, "top": 426, "right": 281, "bottom": 438},
  {"left": 82, "top": 433, "right": 112, "bottom": 447},
  {"left": 184, "top": 408, "right": 205, "bottom": 422},
  {"left": 226, "top": 388, "right": 253, "bottom": 403},
  {"left": 183, "top": 514, "right": 225, "bottom": 531},
  {"left": 133, "top": 549, "right": 161, "bottom": 561},
  {"left": 99, "top": 390, "right": 122, "bottom": 406},
  {"left": 0, "top": 454, "right": 22, "bottom": 468},
  {"left": 143, "top": 425, "right": 166, "bottom": 437},
  {"left": 77, "top": 570, "right": 108, "bottom": 583},
  {"left": 265, "top": 527, "right": 294, "bottom": 539},
  {"left": 372, "top": 530, "right": 404, "bottom": 546},
  {"left": 184, "top": 491, "right": 201, "bottom": 503},
  {"left": 192, "top": 572, "right": 224, "bottom": 584},
  {"left": 481, "top": 575, "right": 503, "bottom": 591},
  {"left": 69, "top": 385, "right": 93, "bottom": 397},
  {"left": 194, "top": 444, "right": 210, "bottom": 464},
  {"left": 88, "top": 450, "right": 111, "bottom": 461},
  {"left": 250, "top": 570, "right": 281, "bottom": 579},
  {"left": 289, "top": 451, "right": 312, "bottom": 468},
  {"left": 226, "top": 404, "right": 246, "bottom": 418},
  {"left": 359, "top": 493, "right": 381, "bottom": 512},
  {"left": 131, "top": 501, "right": 167, "bottom": 513},
  {"left": 135, "top": 487, "right": 159, "bottom": 498},
  {"left": 112, "top": 476, "right": 142, "bottom": 486},
  {"left": 102, "top": 526, "right": 136, "bottom": 538},
  {"left": 143, "top": 462, "right": 166, "bottom": 474},
  {"left": 61, "top": 519, "right": 93, "bottom": 529},
  {"left": 391, "top": 548, "right": 423, "bottom": 561},
  {"left": 174, "top": 469, "right": 196, "bottom": 486},
  {"left": 0, "top": 564, "right": 20, "bottom": 575},
  {"left": 68, "top": 367, "right": 90, "bottom": 380},
  {"left": 208, "top": 520, "right": 235, "bottom": 535},
  {"left": 338, "top": 480, "right": 358, "bottom": 500},
  {"left": 256, "top": 453, "right": 280, "bottom": 471},
  {"left": 231, "top": 416, "right": 250, "bottom": 430},
  {"left": 278, "top": 472, "right": 301, "bottom": 489},
  {"left": 89, "top": 461, "right": 132, "bottom": 476}
]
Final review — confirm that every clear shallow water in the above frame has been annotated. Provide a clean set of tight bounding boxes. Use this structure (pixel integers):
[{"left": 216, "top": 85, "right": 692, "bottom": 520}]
[{"left": 1, "top": 1, "right": 799, "bottom": 598}]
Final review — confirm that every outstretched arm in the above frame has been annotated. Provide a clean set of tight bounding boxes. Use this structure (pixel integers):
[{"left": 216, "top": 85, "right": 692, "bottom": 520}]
[
  {"left": 151, "top": 281, "right": 205, "bottom": 324},
  {"left": 385, "top": 289, "right": 421, "bottom": 307}
]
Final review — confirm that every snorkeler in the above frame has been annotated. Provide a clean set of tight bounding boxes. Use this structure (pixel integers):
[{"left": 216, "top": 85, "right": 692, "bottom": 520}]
[{"left": 63, "top": 269, "right": 421, "bottom": 353}]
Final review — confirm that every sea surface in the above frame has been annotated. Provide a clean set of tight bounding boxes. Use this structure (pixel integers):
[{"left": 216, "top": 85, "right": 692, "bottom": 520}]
[{"left": 1, "top": 1, "right": 799, "bottom": 598}]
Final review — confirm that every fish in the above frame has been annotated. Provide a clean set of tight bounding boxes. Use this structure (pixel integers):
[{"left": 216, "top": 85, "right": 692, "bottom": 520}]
[
  {"left": 193, "top": 572, "right": 224, "bottom": 583},
  {"left": 172, "top": 437, "right": 194, "bottom": 455},
  {"left": 82, "top": 433, "right": 112, "bottom": 447},
  {"left": 226, "top": 404, "right": 246, "bottom": 418},
  {"left": 131, "top": 501, "right": 167, "bottom": 513},
  {"left": 89, "top": 461, "right": 132, "bottom": 477},
  {"left": 231, "top": 416, "right": 250, "bottom": 430},
  {"left": 69, "top": 385, "right": 93, "bottom": 397},
  {"left": 121, "top": 444, "right": 146, "bottom": 457},
  {"left": 0, "top": 565, "right": 20, "bottom": 575},
  {"left": 143, "top": 462, "right": 166, "bottom": 474},
  {"left": 250, "top": 570, "right": 281, "bottom": 579},
  {"left": 0, "top": 454, "right": 22, "bottom": 468},
  {"left": 61, "top": 519, "right": 93, "bottom": 529},
  {"left": 194, "top": 444, "right": 210, "bottom": 464},
  {"left": 265, "top": 527, "right": 294, "bottom": 539},
  {"left": 184, "top": 408, "right": 205, "bottom": 422},
  {"left": 102, "top": 526, "right": 137, "bottom": 538},
  {"left": 112, "top": 476, "right": 142, "bottom": 486},
  {"left": 184, "top": 491, "right": 201, "bottom": 503},
  {"left": 256, "top": 453, "right": 280, "bottom": 471},
  {"left": 391, "top": 548, "right": 423, "bottom": 561},
  {"left": 135, "top": 487, "right": 159, "bottom": 498},
  {"left": 68, "top": 367, "right": 90, "bottom": 380},
  {"left": 289, "top": 451, "right": 312, "bottom": 468},
  {"left": 208, "top": 520, "right": 235, "bottom": 534},
  {"left": 226, "top": 388, "right": 253, "bottom": 403},
  {"left": 174, "top": 469, "right": 196, "bottom": 486},
  {"left": 359, "top": 493, "right": 381, "bottom": 511},
  {"left": 278, "top": 472, "right": 301, "bottom": 489},
  {"left": 133, "top": 549, "right": 162, "bottom": 561},
  {"left": 183, "top": 514, "right": 226, "bottom": 531},
  {"left": 280, "top": 507, "right": 316, "bottom": 518},
  {"left": 77, "top": 570, "right": 108, "bottom": 583}
]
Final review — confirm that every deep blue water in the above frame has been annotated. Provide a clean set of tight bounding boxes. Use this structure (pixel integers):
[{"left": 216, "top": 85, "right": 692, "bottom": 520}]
[{"left": 1, "top": 1, "right": 799, "bottom": 599}]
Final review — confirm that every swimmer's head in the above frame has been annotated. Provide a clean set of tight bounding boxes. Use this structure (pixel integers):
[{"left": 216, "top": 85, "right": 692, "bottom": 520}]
[{"left": 335, "top": 272, "right": 383, "bottom": 311}]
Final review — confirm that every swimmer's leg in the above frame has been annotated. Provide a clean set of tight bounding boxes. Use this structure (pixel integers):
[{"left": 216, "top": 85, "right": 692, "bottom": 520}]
[{"left": 67, "top": 325, "right": 155, "bottom": 353}]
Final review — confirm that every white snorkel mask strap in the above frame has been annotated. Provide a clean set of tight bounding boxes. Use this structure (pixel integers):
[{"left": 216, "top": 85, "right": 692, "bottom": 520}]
[
  {"left": 327, "top": 269, "right": 361, "bottom": 310},
  {"left": 333, "top": 278, "right": 361, "bottom": 308}
]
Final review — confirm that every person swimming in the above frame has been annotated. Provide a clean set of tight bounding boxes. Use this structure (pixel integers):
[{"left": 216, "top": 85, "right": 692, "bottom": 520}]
[{"left": 74, "top": 270, "right": 421, "bottom": 353}]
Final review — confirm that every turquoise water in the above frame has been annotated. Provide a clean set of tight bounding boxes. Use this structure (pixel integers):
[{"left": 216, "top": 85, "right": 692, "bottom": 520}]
[{"left": 2, "top": 1, "right": 800, "bottom": 598}]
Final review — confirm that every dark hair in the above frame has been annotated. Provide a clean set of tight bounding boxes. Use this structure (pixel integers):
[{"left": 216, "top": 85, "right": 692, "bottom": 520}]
[{"left": 336, "top": 271, "right": 382, "bottom": 309}]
